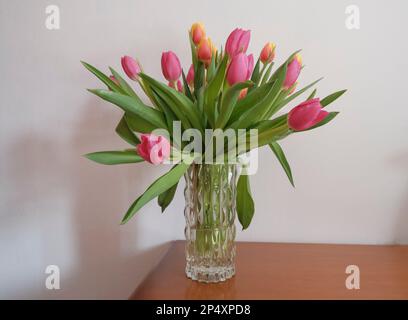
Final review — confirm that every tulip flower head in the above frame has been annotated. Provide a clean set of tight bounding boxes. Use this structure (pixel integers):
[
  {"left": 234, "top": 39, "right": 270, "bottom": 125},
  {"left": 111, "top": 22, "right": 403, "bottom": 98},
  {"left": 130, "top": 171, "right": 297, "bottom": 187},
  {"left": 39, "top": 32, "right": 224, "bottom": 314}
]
[
  {"left": 260, "top": 42, "right": 276, "bottom": 64},
  {"left": 190, "top": 22, "right": 206, "bottom": 46},
  {"left": 283, "top": 53, "right": 302, "bottom": 89},
  {"left": 226, "top": 53, "right": 254, "bottom": 86},
  {"left": 161, "top": 51, "right": 182, "bottom": 82},
  {"left": 137, "top": 134, "right": 171, "bottom": 165},
  {"left": 186, "top": 64, "right": 194, "bottom": 86},
  {"left": 238, "top": 88, "right": 248, "bottom": 100},
  {"left": 121, "top": 56, "right": 141, "bottom": 81},
  {"left": 225, "top": 28, "right": 251, "bottom": 57},
  {"left": 197, "top": 38, "right": 212, "bottom": 65},
  {"left": 287, "top": 98, "right": 329, "bottom": 131}
]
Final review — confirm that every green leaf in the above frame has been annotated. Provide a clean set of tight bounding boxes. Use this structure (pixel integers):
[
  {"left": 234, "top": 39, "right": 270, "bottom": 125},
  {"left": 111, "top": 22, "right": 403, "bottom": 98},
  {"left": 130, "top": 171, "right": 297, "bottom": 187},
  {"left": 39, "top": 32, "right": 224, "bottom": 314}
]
[
  {"left": 149, "top": 85, "right": 192, "bottom": 130},
  {"left": 81, "top": 61, "right": 125, "bottom": 94},
  {"left": 121, "top": 160, "right": 193, "bottom": 224},
  {"left": 205, "top": 54, "right": 229, "bottom": 105},
  {"left": 302, "top": 112, "right": 339, "bottom": 131},
  {"left": 203, "top": 55, "right": 229, "bottom": 127},
  {"left": 181, "top": 70, "right": 194, "bottom": 102},
  {"left": 85, "top": 150, "right": 143, "bottom": 165},
  {"left": 269, "top": 142, "right": 294, "bottom": 187},
  {"left": 158, "top": 182, "right": 178, "bottom": 213},
  {"left": 255, "top": 122, "right": 291, "bottom": 148},
  {"left": 307, "top": 88, "right": 317, "bottom": 100},
  {"left": 109, "top": 67, "right": 142, "bottom": 103},
  {"left": 207, "top": 55, "right": 216, "bottom": 82},
  {"left": 253, "top": 113, "right": 288, "bottom": 130},
  {"left": 231, "top": 121, "right": 290, "bottom": 157},
  {"left": 150, "top": 88, "right": 177, "bottom": 134},
  {"left": 194, "top": 61, "right": 205, "bottom": 96},
  {"left": 236, "top": 174, "right": 255, "bottom": 230},
  {"left": 229, "top": 82, "right": 274, "bottom": 124},
  {"left": 229, "top": 63, "right": 286, "bottom": 129},
  {"left": 139, "top": 73, "right": 203, "bottom": 131},
  {"left": 87, "top": 89, "right": 167, "bottom": 129},
  {"left": 196, "top": 87, "right": 205, "bottom": 120},
  {"left": 260, "top": 62, "right": 274, "bottom": 85},
  {"left": 250, "top": 58, "right": 261, "bottom": 84},
  {"left": 215, "top": 81, "right": 253, "bottom": 129},
  {"left": 115, "top": 115, "right": 140, "bottom": 146},
  {"left": 321, "top": 90, "right": 347, "bottom": 108},
  {"left": 124, "top": 113, "right": 159, "bottom": 133},
  {"left": 265, "top": 77, "right": 323, "bottom": 119}
]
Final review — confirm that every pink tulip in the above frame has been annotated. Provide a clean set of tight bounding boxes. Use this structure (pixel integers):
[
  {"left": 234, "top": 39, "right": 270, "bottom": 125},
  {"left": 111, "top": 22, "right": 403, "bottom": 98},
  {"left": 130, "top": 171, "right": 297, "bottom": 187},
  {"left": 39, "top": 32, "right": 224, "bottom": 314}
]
[
  {"left": 121, "top": 56, "right": 141, "bottom": 81},
  {"left": 169, "top": 79, "right": 183, "bottom": 92},
  {"left": 161, "top": 51, "right": 182, "bottom": 82},
  {"left": 226, "top": 53, "right": 254, "bottom": 86},
  {"left": 225, "top": 28, "right": 251, "bottom": 57},
  {"left": 186, "top": 64, "right": 194, "bottom": 86},
  {"left": 136, "top": 134, "right": 171, "bottom": 165},
  {"left": 287, "top": 98, "right": 329, "bottom": 131},
  {"left": 283, "top": 54, "right": 302, "bottom": 89}
]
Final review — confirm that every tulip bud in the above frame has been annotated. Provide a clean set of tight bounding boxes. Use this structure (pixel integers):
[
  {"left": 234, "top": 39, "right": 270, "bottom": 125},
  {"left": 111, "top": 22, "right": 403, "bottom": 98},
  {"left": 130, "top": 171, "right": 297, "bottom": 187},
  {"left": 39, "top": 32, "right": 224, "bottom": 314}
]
[
  {"left": 136, "top": 134, "right": 171, "bottom": 165},
  {"left": 287, "top": 98, "right": 329, "bottom": 131},
  {"left": 197, "top": 38, "right": 212, "bottom": 64},
  {"left": 283, "top": 54, "right": 302, "bottom": 89},
  {"left": 190, "top": 23, "right": 206, "bottom": 46},
  {"left": 260, "top": 42, "right": 276, "bottom": 64},
  {"left": 225, "top": 28, "right": 251, "bottom": 57},
  {"left": 186, "top": 64, "right": 194, "bottom": 86},
  {"left": 238, "top": 88, "right": 248, "bottom": 100},
  {"left": 226, "top": 53, "right": 254, "bottom": 86},
  {"left": 161, "top": 51, "right": 182, "bottom": 82},
  {"left": 121, "top": 56, "right": 141, "bottom": 81}
]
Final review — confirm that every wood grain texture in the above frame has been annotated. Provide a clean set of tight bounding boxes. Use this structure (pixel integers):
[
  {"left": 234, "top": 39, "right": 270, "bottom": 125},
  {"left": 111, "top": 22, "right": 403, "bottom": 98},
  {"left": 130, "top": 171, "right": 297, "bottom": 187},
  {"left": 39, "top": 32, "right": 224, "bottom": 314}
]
[{"left": 130, "top": 241, "right": 408, "bottom": 300}]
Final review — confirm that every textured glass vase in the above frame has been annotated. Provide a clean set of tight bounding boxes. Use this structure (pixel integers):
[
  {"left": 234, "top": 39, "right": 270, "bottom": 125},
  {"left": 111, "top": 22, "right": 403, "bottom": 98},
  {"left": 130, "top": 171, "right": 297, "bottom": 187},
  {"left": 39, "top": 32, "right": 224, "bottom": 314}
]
[{"left": 184, "top": 163, "right": 237, "bottom": 283}]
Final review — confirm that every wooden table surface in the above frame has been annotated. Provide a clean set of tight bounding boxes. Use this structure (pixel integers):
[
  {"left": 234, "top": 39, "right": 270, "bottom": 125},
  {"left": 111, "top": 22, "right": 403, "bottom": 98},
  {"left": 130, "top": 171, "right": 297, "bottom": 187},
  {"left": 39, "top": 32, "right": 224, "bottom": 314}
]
[{"left": 130, "top": 241, "right": 408, "bottom": 300}]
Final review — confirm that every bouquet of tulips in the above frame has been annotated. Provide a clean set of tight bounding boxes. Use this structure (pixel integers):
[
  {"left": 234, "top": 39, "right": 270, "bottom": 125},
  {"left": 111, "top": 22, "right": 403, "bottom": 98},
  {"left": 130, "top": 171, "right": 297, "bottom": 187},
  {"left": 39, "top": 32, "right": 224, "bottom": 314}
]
[{"left": 83, "top": 23, "right": 346, "bottom": 229}]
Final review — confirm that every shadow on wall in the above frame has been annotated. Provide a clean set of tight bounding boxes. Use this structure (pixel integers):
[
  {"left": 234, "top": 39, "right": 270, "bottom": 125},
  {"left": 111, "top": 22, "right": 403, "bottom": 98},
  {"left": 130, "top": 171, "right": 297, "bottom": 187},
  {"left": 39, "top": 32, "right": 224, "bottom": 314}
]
[
  {"left": 4, "top": 98, "right": 171, "bottom": 299},
  {"left": 392, "top": 151, "right": 408, "bottom": 244}
]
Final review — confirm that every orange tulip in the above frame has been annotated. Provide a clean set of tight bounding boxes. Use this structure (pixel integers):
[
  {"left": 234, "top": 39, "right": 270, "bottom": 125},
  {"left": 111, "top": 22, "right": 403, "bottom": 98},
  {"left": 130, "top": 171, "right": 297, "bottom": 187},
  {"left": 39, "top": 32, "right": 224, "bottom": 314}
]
[
  {"left": 260, "top": 42, "right": 276, "bottom": 64},
  {"left": 197, "top": 38, "right": 212, "bottom": 64},
  {"left": 190, "top": 23, "right": 205, "bottom": 45}
]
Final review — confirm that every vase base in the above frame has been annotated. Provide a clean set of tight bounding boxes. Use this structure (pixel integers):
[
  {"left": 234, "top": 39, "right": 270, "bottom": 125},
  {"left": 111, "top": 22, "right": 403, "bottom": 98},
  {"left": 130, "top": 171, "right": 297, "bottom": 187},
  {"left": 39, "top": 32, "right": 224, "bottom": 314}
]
[{"left": 185, "top": 263, "right": 235, "bottom": 283}]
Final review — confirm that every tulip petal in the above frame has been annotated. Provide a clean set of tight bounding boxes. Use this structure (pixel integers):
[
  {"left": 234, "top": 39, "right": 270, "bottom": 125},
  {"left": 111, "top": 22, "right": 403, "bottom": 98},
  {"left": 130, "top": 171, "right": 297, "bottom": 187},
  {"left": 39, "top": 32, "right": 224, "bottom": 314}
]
[
  {"left": 287, "top": 98, "right": 322, "bottom": 131},
  {"left": 310, "top": 110, "right": 329, "bottom": 127},
  {"left": 283, "top": 57, "right": 302, "bottom": 89},
  {"left": 137, "top": 134, "right": 170, "bottom": 165},
  {"left": 161, "top": 51, "right": 181, "bottom": 82}
]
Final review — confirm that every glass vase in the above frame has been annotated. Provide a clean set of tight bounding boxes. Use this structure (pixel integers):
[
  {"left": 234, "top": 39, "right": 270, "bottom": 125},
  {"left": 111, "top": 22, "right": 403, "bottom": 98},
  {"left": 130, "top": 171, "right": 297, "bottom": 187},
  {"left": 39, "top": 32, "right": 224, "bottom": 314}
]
[{"left": 184, "top": 163, "right": 237, "bottom": 283}]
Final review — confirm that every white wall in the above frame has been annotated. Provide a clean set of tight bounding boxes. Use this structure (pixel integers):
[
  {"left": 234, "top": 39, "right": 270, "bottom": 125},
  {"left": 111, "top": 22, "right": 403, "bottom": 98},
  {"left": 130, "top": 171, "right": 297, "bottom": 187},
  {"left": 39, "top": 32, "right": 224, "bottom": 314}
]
[{"left": 0, "top": 0, "right": 407, "bottom": 299}]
